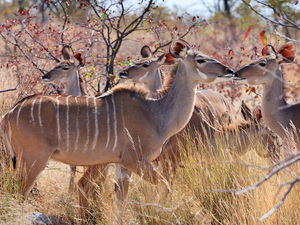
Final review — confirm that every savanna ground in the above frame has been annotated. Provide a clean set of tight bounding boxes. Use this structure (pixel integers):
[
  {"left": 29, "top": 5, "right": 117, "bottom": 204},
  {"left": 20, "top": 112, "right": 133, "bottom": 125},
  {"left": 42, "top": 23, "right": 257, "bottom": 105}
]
[{"left": 0, "top": 1, "right": 300, "bottom": 224}]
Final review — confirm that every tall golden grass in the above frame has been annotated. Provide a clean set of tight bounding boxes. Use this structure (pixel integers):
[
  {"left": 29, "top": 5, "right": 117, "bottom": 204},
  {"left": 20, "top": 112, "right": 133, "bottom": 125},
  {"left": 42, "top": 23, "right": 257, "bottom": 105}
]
[{"left": 1, "top": 116, "right": 299, "bottom": 224}]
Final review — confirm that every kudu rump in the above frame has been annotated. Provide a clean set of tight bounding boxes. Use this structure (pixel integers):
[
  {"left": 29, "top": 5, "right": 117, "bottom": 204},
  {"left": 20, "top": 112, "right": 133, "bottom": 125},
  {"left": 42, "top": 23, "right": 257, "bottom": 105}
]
[{"left": 1, "top": 40, "right": 233, "bottom": 220}]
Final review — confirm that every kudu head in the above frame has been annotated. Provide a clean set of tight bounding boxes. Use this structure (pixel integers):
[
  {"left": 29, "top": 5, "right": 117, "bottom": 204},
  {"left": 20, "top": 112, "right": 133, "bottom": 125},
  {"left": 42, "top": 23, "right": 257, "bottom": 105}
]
[
  {"left": 234, "top": 43, "right": 295, "bottom": 85},
  {"left": 42, "top": 46, "right": 85, "bottom": 86},
  {"left": 119, "top": 45, "right": 175, "bottom": 90},
  {"left": 241, "top": 100, "right": 281, "bottom": 160},
  {"left": 169, "top": 39, "right": 234, "bottom": 83}
]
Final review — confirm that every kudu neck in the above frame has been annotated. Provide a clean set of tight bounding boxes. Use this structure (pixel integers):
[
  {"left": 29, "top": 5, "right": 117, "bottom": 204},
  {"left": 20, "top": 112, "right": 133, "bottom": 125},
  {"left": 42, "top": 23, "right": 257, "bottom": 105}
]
[
  {"left": 261, "top": 68, "right": 289, "bottom": 137},
  {"left": 64, "top": 71, "right": 83, "bottom": 96},
  {"left": 146, "top": 69, "right": 164, "bottom": 97},
  {"left": 154, "top": 61, "right": 197, "bottom": 139}
]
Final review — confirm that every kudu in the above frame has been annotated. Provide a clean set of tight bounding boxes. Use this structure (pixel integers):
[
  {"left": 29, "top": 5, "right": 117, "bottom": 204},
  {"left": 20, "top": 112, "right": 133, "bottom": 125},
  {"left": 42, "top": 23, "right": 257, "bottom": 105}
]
[
  {"left": 120, "top": 45, "right": 280, "bottom": 179},
  {"left": 234, "top": 43, "right": 297, "bottom": 147},
  {"left": 1, "top": 39, "right": 233, "bottom": 222},
  {"left": 42, "top": 46, "right": 87, "bottom": 191}
]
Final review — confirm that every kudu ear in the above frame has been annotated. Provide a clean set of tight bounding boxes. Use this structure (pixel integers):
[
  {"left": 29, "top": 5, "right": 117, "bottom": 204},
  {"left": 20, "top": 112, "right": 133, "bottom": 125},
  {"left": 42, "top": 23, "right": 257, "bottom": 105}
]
[
  {"left": 262, "top": 45, "right": 276, "bottom": 58},
  {"left": 278, "top": 42, "right": 294, "bottom": 63},
  {"left": 62, "top": 46, "right": 72, "bottom": 60},
  {"left": 169, "top": 39, "right": 191, "bottom": 59},
  {"left": 253, "top": 105, "right": 262, "bottom": 123},
  {"left": 157, "top": 53, "right": 175, "bottom": 66},
  {"left": 141, "top": 45, "right": 153, "bottom": 58},
  {"left": 241, "top": 100, "right": 252, "bottom": 122},
  {"left": 74, "top": 52, "right": 85, "bottom": 67}
]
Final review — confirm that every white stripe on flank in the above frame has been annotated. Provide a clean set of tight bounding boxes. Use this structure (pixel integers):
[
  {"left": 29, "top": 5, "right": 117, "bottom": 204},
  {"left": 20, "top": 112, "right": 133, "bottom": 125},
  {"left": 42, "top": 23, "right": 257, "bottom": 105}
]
[
  {"left": 66, "top": 95, "right": 71, "bottom": 151},
  {"left": 56, "top": 96, "right": 61, "bottom": 144},
  {"left": 2, "top": 121, "right": 15, "bottom": 158},
  {"left": 17, "top": 99, "right": 27, "bottom": 128},
  {"left": 38, "top": 97, "right": 43, "bottom": 127},
  {"left": 111, "top": 94, "right": 118, "bottom": 151},
  {"left": 92, "top": 98, "right": 99, "bottom": 151},
  {"left": 105, "top": 97, "right": 110, "bottom": 148},
  {"left": 30, "top": 98, "right": 37, "bottom": 125},
  {"left": 75, "top": 96, "right": 80, "bottom": 151},
  {"left": 84, "top": 97, "right": 90, "bottom": 152}
]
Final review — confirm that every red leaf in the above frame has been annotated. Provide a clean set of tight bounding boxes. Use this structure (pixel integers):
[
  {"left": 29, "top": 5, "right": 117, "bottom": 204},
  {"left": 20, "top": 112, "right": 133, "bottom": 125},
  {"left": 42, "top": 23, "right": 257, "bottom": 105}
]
[
  {"left": 259, "top": 30, "right": 267, "bottom": 46},
  {"left": 242, "top": 25, "right": 254, "bottom": 41}
]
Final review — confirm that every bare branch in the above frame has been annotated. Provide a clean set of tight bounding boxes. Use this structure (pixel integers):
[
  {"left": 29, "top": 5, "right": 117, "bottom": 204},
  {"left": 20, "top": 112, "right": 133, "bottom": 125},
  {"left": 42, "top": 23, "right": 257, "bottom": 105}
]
[
  {"left": 0, "top": 87, "right": 17, "bottom": 93},
  {"left": 259, "top": 177, "right": 300, "bottom": 221},
  {"left": 242, "top": 0, "right": 300, "bottom": 29}
]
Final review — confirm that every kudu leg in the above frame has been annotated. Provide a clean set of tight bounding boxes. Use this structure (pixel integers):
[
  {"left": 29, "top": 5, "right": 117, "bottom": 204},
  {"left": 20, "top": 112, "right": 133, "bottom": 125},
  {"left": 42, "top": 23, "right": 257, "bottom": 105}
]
[
  {"left": 77, "top": 164, "right": 107, "bottom": 220},
  {"left": 69, "top": 165, "right": 77, "bottom": 192},
  {"left": 21, "top": 153, "right": 50, "bottom": 199},
  {"left": 114, "top": 165, "right": 132, "bottom": 224}
]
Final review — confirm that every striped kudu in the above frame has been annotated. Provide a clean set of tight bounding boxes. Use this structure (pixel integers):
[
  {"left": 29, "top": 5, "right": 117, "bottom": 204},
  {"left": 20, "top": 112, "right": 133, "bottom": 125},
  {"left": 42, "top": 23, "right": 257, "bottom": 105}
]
[
  {"left": 120, "top": 45, "right": 280, "bottom": 179},
  {"left": 234, "top": 43, "right": 297, "bottom": 149},
  {"left": 42, "top": 46, "right": 87, "bottom": 191},
  {"left": 1, "top": 39, "right": 233, "bottom": 221}
]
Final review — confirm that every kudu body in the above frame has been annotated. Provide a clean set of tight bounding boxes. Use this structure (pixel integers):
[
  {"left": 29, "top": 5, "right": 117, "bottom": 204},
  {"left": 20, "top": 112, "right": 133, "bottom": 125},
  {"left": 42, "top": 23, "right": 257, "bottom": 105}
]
[
  {"left": 121, "top": 46, "right": 280, "bottom": 178},
  {"left": 234, "top": 43, "right": 298, "bottom": 146},
  {"left": 1, "top": 39, "right": 233, "bottom": 222}
]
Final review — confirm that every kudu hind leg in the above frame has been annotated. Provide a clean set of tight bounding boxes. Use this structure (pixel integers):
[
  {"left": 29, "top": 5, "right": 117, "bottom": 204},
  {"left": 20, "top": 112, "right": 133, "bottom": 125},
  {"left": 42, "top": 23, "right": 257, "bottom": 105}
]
[{"left": 21, "top": 152, "right": 50, "bottom": 199}]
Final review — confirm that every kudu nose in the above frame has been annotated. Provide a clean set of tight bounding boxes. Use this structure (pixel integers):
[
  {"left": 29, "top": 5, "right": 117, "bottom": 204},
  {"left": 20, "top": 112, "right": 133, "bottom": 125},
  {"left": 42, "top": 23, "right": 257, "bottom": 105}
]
[
  {"left": 226, "top": 67, "right": 234, "bottom": 75},
  {"left": 119, "top": 71, "right": 129, "bottom": 79},
  {"left": 42, "top": 74, "right": 48, "bottom": 80}
]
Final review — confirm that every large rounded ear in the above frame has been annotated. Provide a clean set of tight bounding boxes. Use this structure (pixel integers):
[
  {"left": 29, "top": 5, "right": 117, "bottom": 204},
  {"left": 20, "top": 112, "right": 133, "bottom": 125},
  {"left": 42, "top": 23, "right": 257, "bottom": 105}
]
[
  {"left": 74, "top": 52, "right": 85, "bottom": 67},
  {"left": 62, "top": 45, "right": 72, "bottom": 60},
  {"left": 253, "top": 105, "right": 262, "bottom": 123},
  {"left": 140, "top": 45, "right": 153, "bottom": 58},
  {"left": 262, "top": 45, "right": 276, "bottom": 58},
  {"left": 157, "top": 53, "right": 175, "bottom": 66},
  {"left": 169, "top": 39, "right": 191, "bottom": 59},
  {"left": 278, "top": 42, "right": 294, "bottom": 63},
  {"left": 241, "top": 100, "right": 252, "bottom": 122}
]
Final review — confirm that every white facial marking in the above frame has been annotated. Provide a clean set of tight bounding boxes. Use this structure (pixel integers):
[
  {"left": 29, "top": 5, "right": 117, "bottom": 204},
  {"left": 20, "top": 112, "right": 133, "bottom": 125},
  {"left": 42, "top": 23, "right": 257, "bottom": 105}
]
[
  {"left": 17, "top": 99, "right": 27, "bottom": 129},
  {"left": 84, "top": 97, "right": 90, "bottom": 152},
  {"left": 56, "top": 96, "right": 61, "bottom": 144},
  {"left": 138, "top": 71, "right": 149, "bottom": 82},
  {"left": 75, "top": 96, "right": 80, "bottom": 151},
  {"left": 111, "top": 94, "right": 118, "bottom": 151},
  {"left": 30, "top": 98, "right": 37, "bottom": 126},
  {"left": 92, "top": 97, "right": 99, "bottom": 151},
  {"left": 38, "top": 97, "right": 43, "bottom": 127},
  {"left": 105, "top": 97, "right": 110, "bottom": 148},
  {"left": 66, "top": 95, "right": 71, "bottom": 151},
  {"left": 196, "top": 68, "right": 208, "bottom": 80}
]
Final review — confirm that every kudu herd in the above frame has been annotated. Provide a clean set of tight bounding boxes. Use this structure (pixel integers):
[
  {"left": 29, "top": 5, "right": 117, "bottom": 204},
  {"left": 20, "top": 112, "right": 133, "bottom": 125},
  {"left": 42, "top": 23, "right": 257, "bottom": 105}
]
[{"left": 1, "top": 39, "right": 295, "bottom": 223}]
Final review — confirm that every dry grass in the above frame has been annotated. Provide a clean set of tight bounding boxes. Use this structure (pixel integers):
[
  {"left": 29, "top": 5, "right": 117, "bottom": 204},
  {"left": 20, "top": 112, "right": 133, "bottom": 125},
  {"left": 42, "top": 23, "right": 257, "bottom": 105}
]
[{"left": 1, "top": 121, "right": 300, "bottom": 224}]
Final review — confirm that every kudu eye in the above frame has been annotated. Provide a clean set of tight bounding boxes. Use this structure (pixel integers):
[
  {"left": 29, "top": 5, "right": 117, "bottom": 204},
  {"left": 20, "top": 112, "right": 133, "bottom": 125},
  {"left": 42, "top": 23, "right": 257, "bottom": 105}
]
[
  {"left": 196, "top": 58, "right": 206, "bottom": 64},
  {"left": 259, "top": 61, "right": 267, "bottom": 67},
  {"left": 142, "top": 63, "right": 149, "bottom": 68},
  {"left": 62, "top": 67, "right": 69, "bottom": 70}
]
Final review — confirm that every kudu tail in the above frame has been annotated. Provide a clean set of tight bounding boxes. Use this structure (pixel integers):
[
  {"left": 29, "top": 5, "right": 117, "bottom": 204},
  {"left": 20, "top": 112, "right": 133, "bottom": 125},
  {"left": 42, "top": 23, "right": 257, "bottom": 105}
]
[{"left": 1, "top": 116, "right": 16, "bottom": 169}]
